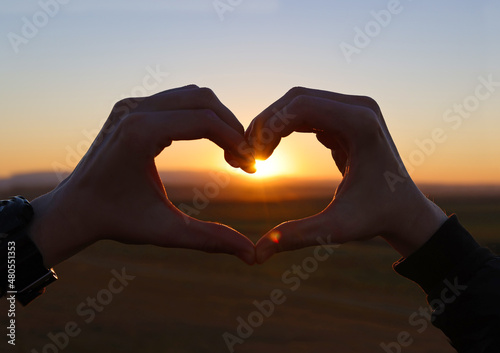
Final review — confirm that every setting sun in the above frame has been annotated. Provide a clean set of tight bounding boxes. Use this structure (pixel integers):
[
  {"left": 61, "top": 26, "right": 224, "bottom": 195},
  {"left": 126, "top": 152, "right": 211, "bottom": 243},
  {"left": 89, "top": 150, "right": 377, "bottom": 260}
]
[
  {"left": 253, "top": 159, "right": 281, "bottom": 178},
  {"left": 250, "top": 149, "right": 293, "bottom": 178},
  {"left": 225, "top": 148, "right": 293, "bottom": 179}
]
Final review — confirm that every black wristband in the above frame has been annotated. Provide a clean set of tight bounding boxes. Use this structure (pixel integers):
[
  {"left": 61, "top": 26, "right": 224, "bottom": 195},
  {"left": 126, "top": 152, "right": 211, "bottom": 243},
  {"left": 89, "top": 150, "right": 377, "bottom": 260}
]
[{"left": 1, "top": 196, "right": 58, "bottom": 306}]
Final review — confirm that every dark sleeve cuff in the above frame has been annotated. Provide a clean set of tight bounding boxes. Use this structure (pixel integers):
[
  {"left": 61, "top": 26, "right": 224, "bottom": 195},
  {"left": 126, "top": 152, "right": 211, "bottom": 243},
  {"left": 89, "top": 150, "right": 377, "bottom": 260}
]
[{"left": 392, "top": 214, "right": 496, "bottom": 294}]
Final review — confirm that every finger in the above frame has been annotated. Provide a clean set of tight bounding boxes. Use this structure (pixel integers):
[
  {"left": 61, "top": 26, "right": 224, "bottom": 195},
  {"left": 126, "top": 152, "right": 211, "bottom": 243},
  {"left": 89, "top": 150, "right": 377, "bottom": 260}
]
[
  {"left": 255, "top": 213, "right": 340, "bottom": 264},
  {"left": 331, "top": 148, "right": 348, "bottom": 176},
  {"left": 247, "top": 87, "right": 400, "bottom": 159},
  {"left": 248, "top": 95, "right": 379, "bottom": 160},
  {"left": 105, "top": 85, "right": 202, "bottom": 140},
  {"left": 316, "top": 133, "right": 349, "bottom": 175},
  {"left": 138, "top": 87, "right": 245, "bottom": 135},
  {"left": 251, "top": 87, "right": 382, "bottom": 130},
  {"left": 118, "top": 110, "right": 255, "bottom": 168},
  {"left": 224, "top": 150, "right": 256, "bottom": 174},
  {"left": 142, "top": 87, "right": 252, "bottom": 170},
  {"left": 151, "top": 84, "right": 200, "bottom": 94}
]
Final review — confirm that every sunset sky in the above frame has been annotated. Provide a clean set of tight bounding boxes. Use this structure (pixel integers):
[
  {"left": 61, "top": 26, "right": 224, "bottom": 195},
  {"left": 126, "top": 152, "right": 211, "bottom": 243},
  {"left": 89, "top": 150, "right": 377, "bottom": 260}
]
[{"left": 1, "top": 0, "right": 499, "bottom": 184}]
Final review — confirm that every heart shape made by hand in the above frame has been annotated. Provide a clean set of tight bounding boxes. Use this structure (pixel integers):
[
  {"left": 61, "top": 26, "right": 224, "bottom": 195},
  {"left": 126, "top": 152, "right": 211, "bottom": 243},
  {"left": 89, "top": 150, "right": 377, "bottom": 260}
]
[{"left": 35, "top": 85, "right": 435, "bottom": 269}]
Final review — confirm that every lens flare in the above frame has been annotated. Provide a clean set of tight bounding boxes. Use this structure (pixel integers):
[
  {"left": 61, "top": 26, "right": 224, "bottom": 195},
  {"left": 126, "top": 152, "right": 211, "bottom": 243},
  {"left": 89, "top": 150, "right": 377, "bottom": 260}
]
[{"left": 269, "top": 231, "right": 282, "bottom": 244}]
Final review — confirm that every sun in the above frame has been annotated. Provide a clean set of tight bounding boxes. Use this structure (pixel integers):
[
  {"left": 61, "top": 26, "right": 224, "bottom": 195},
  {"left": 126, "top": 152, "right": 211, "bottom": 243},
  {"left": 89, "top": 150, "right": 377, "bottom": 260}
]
[
  {"left": 253, "top": 159, "right": 276, "bottom": 178},
  {"left": 252, "top": 156, "right": 285, "bottom": 178},
  {"left": 225, "top": 148, "right": 292, "bottom": 179}
]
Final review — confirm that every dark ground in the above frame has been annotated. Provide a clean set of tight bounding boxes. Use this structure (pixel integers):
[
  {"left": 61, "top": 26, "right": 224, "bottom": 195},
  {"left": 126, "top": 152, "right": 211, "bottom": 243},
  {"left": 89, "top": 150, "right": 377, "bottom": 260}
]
[{"left": 1, "top": 185, "right": 499, "bottom": 353}]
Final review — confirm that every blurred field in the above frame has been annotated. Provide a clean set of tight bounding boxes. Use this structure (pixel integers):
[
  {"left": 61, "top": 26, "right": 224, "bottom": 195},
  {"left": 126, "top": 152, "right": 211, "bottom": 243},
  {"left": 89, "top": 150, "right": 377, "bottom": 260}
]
[{"left": 1, "top": 184, "right": 499, "bottom": 353}]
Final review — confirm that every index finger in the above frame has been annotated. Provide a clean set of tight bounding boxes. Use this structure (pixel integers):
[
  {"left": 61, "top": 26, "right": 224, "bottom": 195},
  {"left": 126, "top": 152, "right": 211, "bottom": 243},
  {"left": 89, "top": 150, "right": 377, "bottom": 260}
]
[
  {"left": 140, "top": 87, "right": 246, "bottom": 135},
  {"left": 247, "top": 94, "right": 380, "bottom": 160},
  {"left": 246, "top": 87, "right": 398, "bottom": 159},
  {"left": 117, "top": 109, "right": 256, "bottom": 171}
]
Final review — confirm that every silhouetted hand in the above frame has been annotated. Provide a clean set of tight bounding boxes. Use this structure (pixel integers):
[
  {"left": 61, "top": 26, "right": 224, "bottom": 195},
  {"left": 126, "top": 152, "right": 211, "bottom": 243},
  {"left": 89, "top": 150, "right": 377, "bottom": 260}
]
[
  {"left": 247, "top": 87, "right": 447, "bottom": 263},
  {"left": 29, "top": 85, "right": 256, "bottom": 267}
]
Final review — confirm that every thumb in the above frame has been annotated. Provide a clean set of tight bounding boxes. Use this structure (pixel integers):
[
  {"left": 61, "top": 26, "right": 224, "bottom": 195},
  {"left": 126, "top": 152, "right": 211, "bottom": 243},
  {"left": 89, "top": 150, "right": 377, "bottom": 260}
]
[
  {"left": 173, "top": 215, "right": 256, "bottom": 265},
  {"left": 255, "top": 213, "right": 340, "bottom": 264}
]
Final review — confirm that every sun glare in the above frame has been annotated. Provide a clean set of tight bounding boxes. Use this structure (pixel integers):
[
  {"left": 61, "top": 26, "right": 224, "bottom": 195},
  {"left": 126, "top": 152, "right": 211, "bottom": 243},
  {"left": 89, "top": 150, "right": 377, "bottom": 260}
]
[
  {"left": 225, "top": 148, "right": 293, "bottom": 179},
  {"left": 248, "top": 149, "right": 294, "bottom": 178},
  {"left": 253, "top": 159, "right": 282, "bottom": 178}
]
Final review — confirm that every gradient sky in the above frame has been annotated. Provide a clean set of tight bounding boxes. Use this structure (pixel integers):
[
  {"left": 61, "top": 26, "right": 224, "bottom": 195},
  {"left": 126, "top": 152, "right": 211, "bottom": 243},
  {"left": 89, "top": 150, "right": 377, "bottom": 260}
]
[{"left": 1, "top": 0, "right": 499, "bottom": 183}]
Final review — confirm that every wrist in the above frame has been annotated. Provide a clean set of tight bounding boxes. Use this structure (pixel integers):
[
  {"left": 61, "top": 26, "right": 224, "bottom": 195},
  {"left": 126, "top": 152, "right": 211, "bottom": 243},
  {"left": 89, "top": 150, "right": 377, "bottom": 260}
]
[
  {"left": 29, "top": 188, "right": 95, "bottom": 268},
  {"left": 383, "top": 191, "right": 448, "bottom": 258}
]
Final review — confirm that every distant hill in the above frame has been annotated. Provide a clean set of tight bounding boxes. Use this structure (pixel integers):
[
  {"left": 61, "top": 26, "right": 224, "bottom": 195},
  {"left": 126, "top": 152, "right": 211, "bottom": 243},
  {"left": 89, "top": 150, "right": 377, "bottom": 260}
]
[
  {"left": 0, "top": 170, "right": 338, "bottom": 201},
  {"left": 0, "top": 171, "right": 70, "bottom": 191},
  {"left": 0, "top": 171, "right": 499, "bottom": 202}
]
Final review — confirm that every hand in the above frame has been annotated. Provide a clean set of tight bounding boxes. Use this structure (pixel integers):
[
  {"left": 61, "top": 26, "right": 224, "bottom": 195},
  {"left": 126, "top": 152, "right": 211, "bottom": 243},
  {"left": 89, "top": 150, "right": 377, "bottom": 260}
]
[
  {"left": 29, "top": 85, "right": 257, "bottom": 267},
  {"left": 247, "top": 87, "right": 448, "bottom": 263}
]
